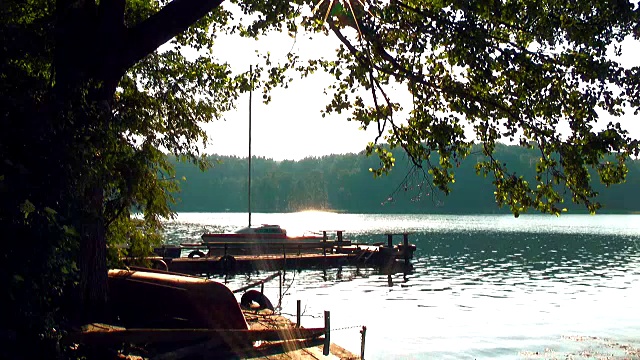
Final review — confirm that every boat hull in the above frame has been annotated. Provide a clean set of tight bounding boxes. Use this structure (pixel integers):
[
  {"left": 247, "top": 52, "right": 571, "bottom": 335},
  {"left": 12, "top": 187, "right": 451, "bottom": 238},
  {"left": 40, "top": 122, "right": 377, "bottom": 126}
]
[
  {"left": 201, "top": 233, "right": 324, "bottom": 244},
  {"left": 108, "top": 269, "right": 248, "bottom": 331}
]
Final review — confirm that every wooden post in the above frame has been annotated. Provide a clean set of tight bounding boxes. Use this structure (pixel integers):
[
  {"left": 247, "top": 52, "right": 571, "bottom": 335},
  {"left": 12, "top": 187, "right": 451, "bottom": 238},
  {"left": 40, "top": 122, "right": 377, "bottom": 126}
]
[
  {"left": 387, "top": 234, "right": 393, "bottom": 248},
  {"left": 283, "top": 244, "right": 286, "bottom": 272},
  {"left": 296, "top": 300, "right": 301, "bottom": 328},
  {"left": 360, "top": 326, "right": 367, "bottom": 360},
  {"left": 403, "top": 233, "right": 410, "bottom": 266},
  {"left": 279, "top": 271, "right": 282, "bottom": 305},
  {"left": 323, "top": 311, "right": 330, "bottom": 356},
  {"left": 323, "top": 231, "right": 327, "bottom": 256},
  {"left": 260, "top": 283, "right": 264, "bottom": 294}
]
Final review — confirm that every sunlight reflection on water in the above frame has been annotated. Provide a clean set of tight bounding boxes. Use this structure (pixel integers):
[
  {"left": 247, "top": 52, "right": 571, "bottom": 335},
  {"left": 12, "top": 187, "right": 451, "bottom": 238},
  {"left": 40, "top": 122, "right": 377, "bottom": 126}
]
[{"left": 164, "top": 213, "right": 640, "bottom": 359}]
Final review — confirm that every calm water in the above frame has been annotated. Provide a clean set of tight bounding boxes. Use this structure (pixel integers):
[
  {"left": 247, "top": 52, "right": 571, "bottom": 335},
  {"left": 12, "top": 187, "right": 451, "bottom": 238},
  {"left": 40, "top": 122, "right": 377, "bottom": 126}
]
[{"left": 163, "top": 212, "right": 640, "bottom": 359}]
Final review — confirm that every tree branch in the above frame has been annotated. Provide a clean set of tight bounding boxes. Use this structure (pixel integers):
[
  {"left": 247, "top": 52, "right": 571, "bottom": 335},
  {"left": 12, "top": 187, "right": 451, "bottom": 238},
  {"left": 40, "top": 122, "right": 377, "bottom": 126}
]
[
  {"left": 97, "top": 0, "right": 126, "bottom": 95},
  {"left": 122, "top": 0, "right": 225, "bottom": 71}
]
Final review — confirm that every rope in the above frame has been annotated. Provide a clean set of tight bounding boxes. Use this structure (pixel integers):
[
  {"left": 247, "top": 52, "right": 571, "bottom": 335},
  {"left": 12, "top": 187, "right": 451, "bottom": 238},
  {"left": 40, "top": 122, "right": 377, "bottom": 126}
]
[
  {"left": 331, "top": 325, "right": 366, "bottom": 332},
  {"left": 280, "top": 312, "right": 324, "bottom": 319}
]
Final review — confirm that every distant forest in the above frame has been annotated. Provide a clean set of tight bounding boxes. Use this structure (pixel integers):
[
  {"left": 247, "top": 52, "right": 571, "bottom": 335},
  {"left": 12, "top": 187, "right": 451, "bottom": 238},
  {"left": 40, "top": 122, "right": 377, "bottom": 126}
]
[{"left": 170, "top": 144, "right": 640, "bottom": 214}]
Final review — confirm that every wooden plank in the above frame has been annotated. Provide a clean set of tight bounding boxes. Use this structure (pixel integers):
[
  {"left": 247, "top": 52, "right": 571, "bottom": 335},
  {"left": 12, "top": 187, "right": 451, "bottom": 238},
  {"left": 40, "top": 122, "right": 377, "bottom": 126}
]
[
  {"left": 63, "top": 327, "right": 326, "bottom": 346},
  {"left": 170, "top": 253, "right": 353, "bottom": 262},
  {"left": 152, "top": 338, "right": 223, "bottom": 360},
  {"left": 232, "top": 271, "right": 281, "bottom": 293},
  {"left": 237, "top": 338, "right": 326, "bottom": 359},
  {"left": 199, "top": 241, "right": 352, "bottom": 248},
  {"left": 243, "top": 310, "right": 361, "bottom": 360},
  {"left": 125, "top": 266, "right": 200, "bottom": 278}
]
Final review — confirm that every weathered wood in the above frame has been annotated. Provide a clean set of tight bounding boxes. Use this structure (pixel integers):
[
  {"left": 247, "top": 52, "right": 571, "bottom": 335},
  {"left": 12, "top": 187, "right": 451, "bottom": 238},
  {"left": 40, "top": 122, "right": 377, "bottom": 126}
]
[
  {"left": 126, "top": 266, "right": 198, "bottom": 278},
  {"left": 234, "top": 338, "right": 326, "bottom": 358},
  {"left": 136, "top": 237, "right": 415, "bottom": 275},
  {"left": 403, "top": 233, "right": 410, "bottom": 266},
  {"left": 107, "top": 269, "right": 248, "bottom": 330},
  {"left": 323, "top": 311, "right": 330, "bottom": 356},
  {"left": 152, "top": 337, "right": 223, "bottom": 360},
  {"left": 243, "top": 309, "right": 360, "bottom": 360},
  {"left": 232, "top": 271, "right": 281, "bottom": 293},
  {"left": 63, "top": 327, "right": 326, "bottom": 346},
  {"left": 360, "top": 326, "right": 367, "bottom": 360},
  {"left": 181, "top": 241, "right": 352, "bottom": 250}
]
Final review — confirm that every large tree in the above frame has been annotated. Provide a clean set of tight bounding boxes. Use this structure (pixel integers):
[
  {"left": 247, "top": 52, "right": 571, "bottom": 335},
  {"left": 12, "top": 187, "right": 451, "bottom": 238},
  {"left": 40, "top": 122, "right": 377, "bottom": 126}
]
[
  {"left": 303, "top": 0, "right": 640, "bottom": 216},
  {"left": 1, "top": 0, "right": 242, "bottom": 356},
  {"left": 1, "top": 0, "right": 639, "bottom": 357}
]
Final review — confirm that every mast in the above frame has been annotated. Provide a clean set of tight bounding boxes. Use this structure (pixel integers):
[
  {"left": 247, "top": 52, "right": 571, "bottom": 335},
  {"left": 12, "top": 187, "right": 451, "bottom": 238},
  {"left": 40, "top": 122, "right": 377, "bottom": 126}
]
[{"left": 248, "top": 65, "right": 253, "bottom": 227}]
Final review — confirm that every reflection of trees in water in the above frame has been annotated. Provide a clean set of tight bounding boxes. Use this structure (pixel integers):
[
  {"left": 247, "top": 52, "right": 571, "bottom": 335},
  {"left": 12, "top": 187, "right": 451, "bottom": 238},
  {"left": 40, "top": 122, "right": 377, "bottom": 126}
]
[{"left": 411, "top": 232, "right": 640, "bottom": 282}]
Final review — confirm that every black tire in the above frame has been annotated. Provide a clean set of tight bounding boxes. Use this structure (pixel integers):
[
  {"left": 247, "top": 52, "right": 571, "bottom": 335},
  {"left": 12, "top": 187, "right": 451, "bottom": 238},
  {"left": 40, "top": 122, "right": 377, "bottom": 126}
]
[
  {"left": 188, "top": 250, "right": 206, "bottom": 258},
  {"left": 219, "top": 255, "right": 237, "bottom": 273},
  {"left": 240, "top": 290, "right": 274, "bottom": 311}
]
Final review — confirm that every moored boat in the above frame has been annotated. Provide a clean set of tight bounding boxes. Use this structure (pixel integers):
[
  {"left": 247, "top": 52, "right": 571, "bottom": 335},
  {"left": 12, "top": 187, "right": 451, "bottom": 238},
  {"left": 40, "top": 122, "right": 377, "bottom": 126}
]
[
  {"left": 201, "top": 224, "right": 325, "bottom": 244},
  {"left": 63, "top": 269, "right": 330, "bottom": 358}
]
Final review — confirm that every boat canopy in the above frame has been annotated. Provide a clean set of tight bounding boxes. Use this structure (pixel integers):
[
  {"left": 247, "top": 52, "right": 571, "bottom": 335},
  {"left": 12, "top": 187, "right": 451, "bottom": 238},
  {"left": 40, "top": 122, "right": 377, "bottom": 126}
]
[{"left": 234, "top": 224, "right": 287, "bottom": 235}]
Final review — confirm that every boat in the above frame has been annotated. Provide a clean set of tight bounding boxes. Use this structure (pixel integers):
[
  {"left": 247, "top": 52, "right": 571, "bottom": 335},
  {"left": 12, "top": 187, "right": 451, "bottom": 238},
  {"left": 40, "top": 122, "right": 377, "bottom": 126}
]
[
  {"left": 63, "top": 268, "right": 328, "bottom": 358},
  {"left": 199, "top": 67, "right": 335, "bottom": 250},
  {"left": 201, "top": 224, "right": 325, "bottom": 244},
  {"left": 198, "top": 224, "right": 348, "bottom": 257},
  {"left": 107, "top": 268, "right": 249, "bottom": 330}
]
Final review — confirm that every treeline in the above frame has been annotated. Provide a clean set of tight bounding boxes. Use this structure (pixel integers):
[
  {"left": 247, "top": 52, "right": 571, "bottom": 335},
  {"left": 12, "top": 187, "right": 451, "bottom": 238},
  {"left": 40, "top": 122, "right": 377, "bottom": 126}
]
[{"left": 170, "top": 144, "right": 640, "bottom": 214}]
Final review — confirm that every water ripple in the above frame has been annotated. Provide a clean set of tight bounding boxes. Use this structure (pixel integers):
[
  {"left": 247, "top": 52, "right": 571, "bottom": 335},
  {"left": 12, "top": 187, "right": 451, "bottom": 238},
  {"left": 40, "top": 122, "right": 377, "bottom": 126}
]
[{"left": 165, "top": 213, "right": 640, "bottom": 359}]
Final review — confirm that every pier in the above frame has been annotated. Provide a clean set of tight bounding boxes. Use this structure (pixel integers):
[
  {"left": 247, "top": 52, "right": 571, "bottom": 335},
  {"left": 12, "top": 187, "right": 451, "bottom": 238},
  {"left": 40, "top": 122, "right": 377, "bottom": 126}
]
[
  {"left": 146, "top": 232, "right": 417, "bottom": 275},
  {"left": 65, "top": 269, "right": 366, "bottom": 360},
  {"left": 106, "top": 233, "right": 418, "bottom": 359}
]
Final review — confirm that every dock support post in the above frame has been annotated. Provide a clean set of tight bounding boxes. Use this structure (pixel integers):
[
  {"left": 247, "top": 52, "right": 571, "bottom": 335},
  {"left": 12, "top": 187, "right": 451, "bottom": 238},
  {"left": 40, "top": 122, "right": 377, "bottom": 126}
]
[
  {"left": 360, "top": 326, "right": 367, "bottom": 360},
  {"left": 279, "top": 271, "right": 282, "bottom": 306},
  {"left": 323, "top": 231, "right": 327, "bottom": 256},
  {"left": 323, "top": 311, "right": 330, "bottom": 356},
  {"left": 387, "top": 234, "right": 393, "bottom": 248},
  {"left": 403, "top": 233, "right": 409, "bottom": 266},
  {"left": 296, "top": 300, "right": 301, "bottom": 328},
  {"left": 283, "top": 244, "right": 286, "bottom": 272}
]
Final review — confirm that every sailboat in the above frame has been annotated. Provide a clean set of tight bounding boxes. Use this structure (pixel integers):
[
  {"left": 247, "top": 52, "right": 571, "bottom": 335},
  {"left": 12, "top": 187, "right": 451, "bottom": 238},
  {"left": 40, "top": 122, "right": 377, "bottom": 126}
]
[
  {"left": 201, "top": 224, "right": 325, "bottom": 244},
  {"left": 201, "top": 66, "right": 324, "bottom": 246}
]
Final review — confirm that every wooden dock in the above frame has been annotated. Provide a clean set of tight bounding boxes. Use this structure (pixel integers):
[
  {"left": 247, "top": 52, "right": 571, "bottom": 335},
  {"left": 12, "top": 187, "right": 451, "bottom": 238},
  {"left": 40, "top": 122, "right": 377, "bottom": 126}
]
[
  {"left": 138, "top": 232, "right": 417, "bottom": 276},
  {"left": 148, "top": 238, "right": 415, "bottom": 276},
  {"left": 242, "top": 309, "right": 360, "bottom": 360},
  {"left": 63, "top": 312, "right": 360, "bottom": 360},
  {"left": 64, "top": 270, "right": 364, "bottom": 360},
  {"left": 165, "top": 252, "right": 351, "bottom": 273}
]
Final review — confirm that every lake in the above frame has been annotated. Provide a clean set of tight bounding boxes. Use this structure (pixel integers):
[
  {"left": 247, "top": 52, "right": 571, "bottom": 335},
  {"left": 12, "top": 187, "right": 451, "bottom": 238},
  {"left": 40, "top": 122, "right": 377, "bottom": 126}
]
[{"left": 163, "top": 212, "right": 640, "bottom": 359}]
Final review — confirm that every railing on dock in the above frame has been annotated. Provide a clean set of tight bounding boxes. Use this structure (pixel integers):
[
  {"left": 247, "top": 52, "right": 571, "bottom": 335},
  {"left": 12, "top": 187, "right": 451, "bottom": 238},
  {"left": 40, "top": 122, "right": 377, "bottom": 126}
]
[
  {"left": 147, "top": 230, "right": 416, "bottom": 275},
  {"left": 383, "top": 232, "right": 413, "bottom": 266}
]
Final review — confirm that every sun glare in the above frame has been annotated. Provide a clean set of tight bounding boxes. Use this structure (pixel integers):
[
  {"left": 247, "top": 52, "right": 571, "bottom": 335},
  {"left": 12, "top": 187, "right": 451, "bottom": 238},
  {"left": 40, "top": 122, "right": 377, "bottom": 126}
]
[{"left": 284, "top": 210, "right": 342, "bottom": 236}]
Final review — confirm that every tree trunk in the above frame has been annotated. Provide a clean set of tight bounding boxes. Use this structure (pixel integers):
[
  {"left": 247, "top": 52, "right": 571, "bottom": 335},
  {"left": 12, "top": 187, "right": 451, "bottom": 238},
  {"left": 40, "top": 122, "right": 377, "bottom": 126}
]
[
  {"left": 78, "top": 183, "right": 108, "bottom": 324},
  {"left": 55, "top": 0, "right": 111, "bottom": 325},
  {"left": 52, "top": 0, "right": 227, "bottom": 325}
]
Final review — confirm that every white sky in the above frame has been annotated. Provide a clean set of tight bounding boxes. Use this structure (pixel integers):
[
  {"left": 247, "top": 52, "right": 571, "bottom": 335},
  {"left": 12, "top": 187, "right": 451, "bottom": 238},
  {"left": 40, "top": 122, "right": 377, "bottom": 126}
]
[
  {"left": 198, "top": 8, "right": 640, "bottom": 161},
  {"left": 201, "top": 23, "right": 381, "bottom": 161}
]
